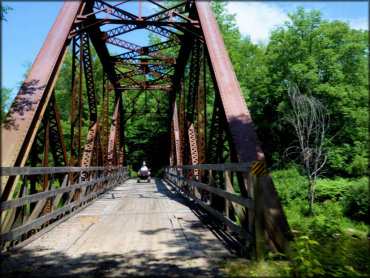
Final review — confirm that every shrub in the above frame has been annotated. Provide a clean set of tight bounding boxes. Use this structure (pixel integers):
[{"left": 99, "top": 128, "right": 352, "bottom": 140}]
[
  {"left": 130, "top": 169, "right": 137, "bottom": 178},
  {"left": 290, "top": 231, "right": 369, "bottom": 277},
  {"left": 271, "top": 167, "right": 307, "bottom": 205},
  {"left": 341, "top": 177, "right": 369, "bottom": 223},
  {"left": 314, "top": 178, "right": 351, "bottom": 202}
]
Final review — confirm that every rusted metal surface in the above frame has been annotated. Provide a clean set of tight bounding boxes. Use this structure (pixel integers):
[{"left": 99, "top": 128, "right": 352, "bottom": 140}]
[
  {"left": 170, "top": 121, "right": 175, "bottom": 166},
  {"left": 101, "top": 74, "right": 112, "bottom": 166},
  {"left": 196, "top": 1, "right": 291, "bottom": 252},
  {"left": 108, "top": 98, "right": 120, "bottom": 166},
  {"left": 187, "top": 122, "right": 199, "bottom": 180},
  {"left": 1, "top": 1, "right": 83, "bottom": 202},
  {"left": 70, "top": 34, "right": 84, "bottom": 169},
  {"left": 197, "top": 46, "right": 206, "bottom": 178},
  {"left": 172, "top": 102, "right": 182, "bottom": 166},
  {"left": 48, "top": 94, "right": 68, "bottom": 167},
  {"left": 196, "top": 1, "right": 264, "bottom": 163}
]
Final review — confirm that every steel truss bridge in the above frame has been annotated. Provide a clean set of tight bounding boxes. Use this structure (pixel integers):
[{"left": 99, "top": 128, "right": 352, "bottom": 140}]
[{"left": 1, "top": 0, "right": 292, "bottom": 265}]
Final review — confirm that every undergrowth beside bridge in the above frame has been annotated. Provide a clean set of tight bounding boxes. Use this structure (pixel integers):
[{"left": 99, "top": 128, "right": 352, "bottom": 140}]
[{"left": 218, "top": 166, "right": 369, "bottom": 277}]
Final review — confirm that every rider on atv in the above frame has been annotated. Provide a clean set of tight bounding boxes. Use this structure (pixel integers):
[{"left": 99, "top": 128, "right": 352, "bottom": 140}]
[{"left": 137, "top": 161, "right": 151, "bottom": 183}]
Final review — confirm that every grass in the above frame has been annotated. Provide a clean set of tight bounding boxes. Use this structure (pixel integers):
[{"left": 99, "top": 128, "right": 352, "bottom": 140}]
[{"left": 219, "top": 258, "right": 291, "bottom": 277}]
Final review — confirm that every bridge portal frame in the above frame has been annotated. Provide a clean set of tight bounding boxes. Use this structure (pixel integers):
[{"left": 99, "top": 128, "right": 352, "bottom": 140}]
[{"left": 1, "top": 0, "right": 291, "bottom": 256}]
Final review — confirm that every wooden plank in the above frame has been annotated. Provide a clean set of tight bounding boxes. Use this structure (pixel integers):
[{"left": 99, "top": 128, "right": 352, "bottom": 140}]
[
  {"left": 169, "top": 162, "right": 252, "bottom": 172},
  {"left": 163, "top": 178, "right": 253, "bottom": 242},
  {"left": 1, "top": 166, "right": 127, "bottom": 176},
  {"left": 165, "top": 171, "right": 254, "bottom": 209},
  {"left": 0, "top": 174, "right": 118, "bottom": 212},
  {"left": 0, "top": 190, "right": 21, "bottom": 234}
]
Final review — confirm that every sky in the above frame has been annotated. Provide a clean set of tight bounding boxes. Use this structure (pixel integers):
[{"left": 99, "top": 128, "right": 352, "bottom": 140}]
[{"left": 1, "top": 1, "right": 368, "bottom": 100}]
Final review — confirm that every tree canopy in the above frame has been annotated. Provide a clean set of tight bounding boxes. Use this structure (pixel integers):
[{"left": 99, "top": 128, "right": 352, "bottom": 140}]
[{"left": 238, "top": 7, "right": 368, "bottom": 177}]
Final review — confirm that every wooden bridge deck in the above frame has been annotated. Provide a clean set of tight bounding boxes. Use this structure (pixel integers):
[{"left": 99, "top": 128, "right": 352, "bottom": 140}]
[{"left": 1, "top": 179, "right": 239, "bottom": 277}]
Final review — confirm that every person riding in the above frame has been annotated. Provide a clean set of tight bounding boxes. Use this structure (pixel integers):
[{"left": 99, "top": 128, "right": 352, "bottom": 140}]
[
  {"left": 137, "top": 161, "right": 151, "bottom": 183},
  {"left": 140, "top": 161, "right": 149, "bottom": 172}
]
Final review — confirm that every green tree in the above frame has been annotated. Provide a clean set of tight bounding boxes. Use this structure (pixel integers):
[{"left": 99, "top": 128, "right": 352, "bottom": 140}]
[
  {"left": 0, "top": 4, "right": 12, "bottom": 21},
  {"left": 245, "top": 7, "right": 368, "bottom": 177},
  {"left": 1, "top": 5, "right": 14, "bottom": 123},
  {"left": 0, "top": 87, "right": 13, "bottom": 122}
]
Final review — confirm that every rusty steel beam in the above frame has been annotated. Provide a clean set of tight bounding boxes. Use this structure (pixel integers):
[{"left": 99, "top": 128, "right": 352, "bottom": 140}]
[
  {"left": 108, "top": 98, "right": 120, "bottom": 165},
  {"left": 101, "top": 74, "right": 111, "bottom": 166},
  {"left": 172, "top": 102, "right": 182, "bottom": 166},
  {"left": 113, "top": 58, "right": 173, "bottom": 66},
  {"left": 1, "top": 1, "right": 83, "bottom": 202},
  {"left": 48, "top": 94, "right": 68, "bottom": 167},
  {"left": 71, "top": 17, "right": 198, "bottom": 37},
  {"left": 170, "top": 121, "right": 175, "bottom": 166},
  {"left": 82, "top": 122, "right": 98, "bottom": 168},
  {"left": 187, "top": 122, "right": 199, "bottom": 178},
  {"left": 196, "top": 2, "right": 263, "bottom": 163},
  {"left": 82, "top": 32, "right": 98, "bottom": 121},
  {"left": 179, "top": 84, "right": 186, "bottom": 167},
  {"left": 197, "top": 47, "right": 206, "bottom": 180},
  {"left": 146, "top": 0, "right": 192, "bottom": 23},
  {"left": 110, "top": 38, "right": 177, "bottom": 64},
  {"left": 70, "top": 35, "right": 84, "bottom": 169},
  {"left": 196, "top": 1, "right": 291, "bottom": 252},
  {"left": 186, "top": 40, "right": 201, "bottom": 123},
  {"left": 118, "top": 85, "right": 171, "bottom": 91}
]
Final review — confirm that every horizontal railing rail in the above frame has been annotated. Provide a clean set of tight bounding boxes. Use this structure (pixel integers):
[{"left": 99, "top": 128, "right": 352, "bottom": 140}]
[
  {"left": 165, "top": 171, "right": 254, "bottom": 209},
  {"left": 1, "top": 166, "right": 124, "bottom": 176},
  {"left": 0, "top": 166, "right": 129, "bottom": 251},
  {"left": 163, "top": 162, "right": 266, "bottom": 258},
  {"left": 169, "top": 162, "right": 252, "bottom": 172}
]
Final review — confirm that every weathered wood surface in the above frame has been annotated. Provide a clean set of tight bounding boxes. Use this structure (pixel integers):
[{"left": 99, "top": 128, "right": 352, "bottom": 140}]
[
  {"left": 0, "top": 166, "right": 126, "bottom": 176},
  {"left": 168, "top": 162, "right": 252, "bottom": 172},
  {"left": 1, "top": 179, "right": 238, "bottom": 277},
  {"left": 165, "top": 171, "right": 254, "bottom": 209}
]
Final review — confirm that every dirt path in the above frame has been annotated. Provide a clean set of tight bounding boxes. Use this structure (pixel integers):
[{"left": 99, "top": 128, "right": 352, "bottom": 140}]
[{"left": 1, "top": 179, "right": 239, "bottom": 277}]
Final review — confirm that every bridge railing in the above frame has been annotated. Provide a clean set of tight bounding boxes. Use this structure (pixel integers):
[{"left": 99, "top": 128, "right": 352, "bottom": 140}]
[
  {"left": 163, "top": 163, "right": 267, "bottom": 258},
  {"left": 0, "top": 166, "right": 129, "bottom": 251}
]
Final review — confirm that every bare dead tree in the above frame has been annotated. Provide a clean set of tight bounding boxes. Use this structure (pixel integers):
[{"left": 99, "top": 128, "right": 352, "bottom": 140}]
[{"left": 284, "top": 85, "right": 330, "bottom": 215}]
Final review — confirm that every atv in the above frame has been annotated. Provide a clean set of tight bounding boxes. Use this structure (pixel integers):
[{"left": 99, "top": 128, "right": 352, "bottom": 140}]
[{"left": 137, "top": 169, "right": 151, "bottom": 183}]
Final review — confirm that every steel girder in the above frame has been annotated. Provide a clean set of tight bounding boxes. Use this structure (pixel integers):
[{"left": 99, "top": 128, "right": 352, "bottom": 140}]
[
  {"left": 1, "top": 1, "right": 82, "bottom": 203},
  {"left": 195, "top": 1, "right": 291, "bottom": 252}
]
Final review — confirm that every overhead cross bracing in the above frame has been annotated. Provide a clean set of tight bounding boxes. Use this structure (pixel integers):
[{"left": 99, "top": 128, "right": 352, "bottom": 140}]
[{"left": 1, "top": 0, "right": 292, "bottom": 256}]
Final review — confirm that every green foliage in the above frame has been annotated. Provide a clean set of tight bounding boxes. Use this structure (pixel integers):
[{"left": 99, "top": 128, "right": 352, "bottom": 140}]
[
  {"left": 124, "top": 113, "right": 169, "bottom": 176},
  {"left": 341, "top": 177, "right": 369, "bottom": 223},
  {"left": 314, "top": 178, "right": 352, "bottom": 202},
  {"left": 1, "top": 87, "right": 13, "bottom": 122},
  {"left": 290, "top": 231, "right": 369, "bottom": 277},
  {"left": 239, "top": 6, "right": 368, "bottom": 177},
  {"left": 219, "top": 257, "right": 290, "bottom": 277},
  {"left": 271, "top": 166, "right": 369, "bottom": 277},
  {"left": 291, "top": 235, "right": 325, "bottom": 277},
  {"left": 130, "top": 168, "right": 137, "bottom": 178},
  {"left": 271, "top": 166, "right": 307, "bottom": 205},
  {"left": 0, "top": 4, "right": 12, "bottom": 21}
]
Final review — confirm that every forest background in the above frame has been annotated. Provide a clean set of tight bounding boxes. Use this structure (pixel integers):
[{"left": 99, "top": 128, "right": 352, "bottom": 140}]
[{"left": 1, "top": 2, "right": 369, "bottom": 277}]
